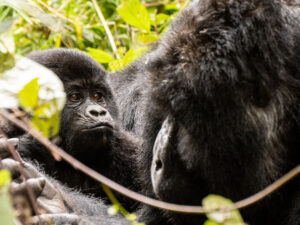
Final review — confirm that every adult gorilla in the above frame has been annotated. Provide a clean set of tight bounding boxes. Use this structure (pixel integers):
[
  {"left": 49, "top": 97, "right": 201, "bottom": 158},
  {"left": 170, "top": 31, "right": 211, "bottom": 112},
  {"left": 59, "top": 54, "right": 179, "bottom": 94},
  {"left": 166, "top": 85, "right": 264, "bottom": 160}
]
[
  {"left": 1, "top": 0, "right": 299, "bottom": 225},
  {"left": 109, "top": 0, "right": 300, "bottom": 224}
]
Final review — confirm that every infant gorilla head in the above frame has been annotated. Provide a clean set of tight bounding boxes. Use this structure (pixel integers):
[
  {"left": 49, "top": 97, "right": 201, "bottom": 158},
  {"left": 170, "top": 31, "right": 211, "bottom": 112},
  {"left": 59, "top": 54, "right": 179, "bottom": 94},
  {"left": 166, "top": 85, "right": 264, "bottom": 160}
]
[
  {"left": 15, "top": 49, "right": 139, "bottom": 208},
  {"left": 28, "top": 49, "right": 118, "bottom": 157}
]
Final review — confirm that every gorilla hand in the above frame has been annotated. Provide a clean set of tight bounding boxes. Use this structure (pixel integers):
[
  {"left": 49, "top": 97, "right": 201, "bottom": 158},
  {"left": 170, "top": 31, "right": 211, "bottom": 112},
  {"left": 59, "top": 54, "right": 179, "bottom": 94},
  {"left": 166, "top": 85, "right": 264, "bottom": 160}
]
[
  {"left": 1, "top": 158, "right": 81, "bottom": 225},
  {"left": 0, "top": 138, "right": 19, "bottom": 159}
]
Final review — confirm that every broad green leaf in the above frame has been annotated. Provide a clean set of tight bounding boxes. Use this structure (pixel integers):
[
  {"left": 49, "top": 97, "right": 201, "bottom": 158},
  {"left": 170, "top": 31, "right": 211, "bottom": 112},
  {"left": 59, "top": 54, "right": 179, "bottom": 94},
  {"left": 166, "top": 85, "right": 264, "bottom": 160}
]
[
  {"left": 117, "top": 0, "right": 151, "bottom": 32},
  {"left": 0, "top": 51, "right": 15, "bottom": 73},
  {"left": 139, "top": 33, "right": 159, "bottom": 44},
  {"left": 204, "top": 220, "right": 221, "bottom": 225},
  {"left": 0, "top": 170, "right": 15, "bottom": 225},
  {"left": 109, "top": 47, "right": 147, "bottom": 71},
  {"left": 55, "top": 34, "right": 61, "bottom": 48},
  {"left": 156, "top": 13, "right": 170, "bottom": 25},
  {"left": 31, "top": 110, "right": 60, "bottom": 138},
  {"left": 75, "top": 18, "right": 82, "bottom": 42},
  {"left": 18, "top": 77, "right": 39, "bottom": 110},
  {"left": 87, "top": 48, "right": 115, "bottom": 63},
  {"left": 202, "top": 195, "right": 244, "bottom": 225},
  {"left": 164, "top": 3, "right": 181, "bottom": 11},
  {"left": 0, "top": 170, "right": 11, "bottom": 187}
]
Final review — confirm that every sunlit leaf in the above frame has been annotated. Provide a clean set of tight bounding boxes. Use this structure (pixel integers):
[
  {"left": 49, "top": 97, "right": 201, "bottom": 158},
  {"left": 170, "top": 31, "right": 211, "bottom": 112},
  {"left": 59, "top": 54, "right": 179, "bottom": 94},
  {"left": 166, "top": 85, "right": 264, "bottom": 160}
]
[
  {"left": 117, "top": 0, "right": 150, "bottom": 32},
  {"left": 204, "top": 220, "right": 221, "bottom": 225},
  {"left": 0, "top": 170, "right": 15, "bottom": 225},
  {"left": 0, "top": 51, "right": 15, "bottom": 73},
  {"left": 202, "top": 195, "right": 244, "bottom": 225},
  {"left": 139, "top": 33, "right": 159, "bottom": 44},
  {"left": 87, "top": 48, "right": 115, "bottom": 63},
  {"left": 0, "top": 170, "right": 11, "bottom": 187},
  {"left": 31, "top": 109, "right": 60, "bottom": 138},
  {"left": 109, "top": 47, "right": 147, "bottom": 71},
  {"left": 55, "top": 34, "right": 61, "bottom": 48},
  {"left": 18, "top": 77, "right": 39, "bottom": 110},
  {"left": 164, "top": 3, "right": 181, "bottom": 11},
  {"left": 156, "top": 13, "right": 170, "bottom": 25},
  {"left": 75, "top": 18, "right": 82, "bottom": 42}
]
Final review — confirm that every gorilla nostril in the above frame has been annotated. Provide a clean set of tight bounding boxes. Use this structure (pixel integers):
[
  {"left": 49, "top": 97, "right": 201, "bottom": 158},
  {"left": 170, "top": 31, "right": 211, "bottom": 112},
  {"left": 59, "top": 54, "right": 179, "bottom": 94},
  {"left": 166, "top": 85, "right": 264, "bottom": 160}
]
[
  {"left": 155, "top": 159, "right": 163, "bottom": 171},
  {"left": 89, "top": 109, "right": 99, "bottom": 117},
  {"left": 99, "top": 110, "right": 107, "bottom": 116}
]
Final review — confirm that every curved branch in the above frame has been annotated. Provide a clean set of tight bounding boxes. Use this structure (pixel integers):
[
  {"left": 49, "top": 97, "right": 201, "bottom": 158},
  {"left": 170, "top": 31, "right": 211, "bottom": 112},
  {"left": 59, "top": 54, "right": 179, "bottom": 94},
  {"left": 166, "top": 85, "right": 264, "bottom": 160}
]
[{"left": 1, "top": 109, "right": 299, "bottom": 214}]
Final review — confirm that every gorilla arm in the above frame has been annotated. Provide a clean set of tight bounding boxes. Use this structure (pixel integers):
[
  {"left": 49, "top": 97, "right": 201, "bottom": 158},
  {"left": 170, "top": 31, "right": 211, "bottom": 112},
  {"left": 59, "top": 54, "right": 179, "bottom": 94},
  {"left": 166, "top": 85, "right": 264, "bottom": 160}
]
[{"left": 0, "top": 140, "right": 129, "bottom": 225}]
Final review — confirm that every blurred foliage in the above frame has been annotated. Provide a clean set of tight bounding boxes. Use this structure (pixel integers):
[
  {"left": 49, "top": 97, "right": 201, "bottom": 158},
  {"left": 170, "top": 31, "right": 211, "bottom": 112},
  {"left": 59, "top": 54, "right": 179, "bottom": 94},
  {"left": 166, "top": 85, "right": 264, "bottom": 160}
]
[
  {"left": 0, "top": 170, "right": 16, "bottom": 225},
  {"left": 203, "top": 195, "right": 245, "bottom": 225},
  {"left": 0, "top": 0, "right": 186, "bottom": 70}
]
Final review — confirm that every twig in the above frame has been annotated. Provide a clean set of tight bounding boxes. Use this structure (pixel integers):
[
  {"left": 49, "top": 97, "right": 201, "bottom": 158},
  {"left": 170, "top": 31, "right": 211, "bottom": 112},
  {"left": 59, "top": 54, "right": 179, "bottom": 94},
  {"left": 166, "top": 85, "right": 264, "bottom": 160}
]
[
  {"left": 34, "top": 0, "right": 74, "bottom": 24},
  {"left": 91, "top": 0, "right": 120, "bottom": 59},
  {"left": 0, "top": 129, "right": 43, "bottom": 225},
  {"left": 1, "top": 109, "right": 299, "bottom": 214}
]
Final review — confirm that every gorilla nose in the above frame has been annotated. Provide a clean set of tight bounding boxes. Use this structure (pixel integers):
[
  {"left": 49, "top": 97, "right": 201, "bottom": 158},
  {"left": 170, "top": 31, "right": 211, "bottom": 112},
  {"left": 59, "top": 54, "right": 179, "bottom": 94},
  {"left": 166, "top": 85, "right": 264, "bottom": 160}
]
[
  {"left": 155, "top": 159, "right": 163, "bottom": 172},
  {"left": 86, "top": 105, "right": 107, "bottom": 118}
]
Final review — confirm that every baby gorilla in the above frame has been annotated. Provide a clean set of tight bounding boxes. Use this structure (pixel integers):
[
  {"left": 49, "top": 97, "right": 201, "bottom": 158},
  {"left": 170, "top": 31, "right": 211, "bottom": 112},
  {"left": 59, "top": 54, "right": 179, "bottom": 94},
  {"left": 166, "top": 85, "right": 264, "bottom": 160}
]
[{"left": 16, "top": 48, "right": 139, "bottom": 208}]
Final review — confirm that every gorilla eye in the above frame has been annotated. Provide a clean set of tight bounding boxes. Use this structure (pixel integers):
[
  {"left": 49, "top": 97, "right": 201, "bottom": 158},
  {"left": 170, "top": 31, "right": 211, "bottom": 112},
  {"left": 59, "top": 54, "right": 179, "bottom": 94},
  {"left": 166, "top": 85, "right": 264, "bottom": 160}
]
[
  {"left": 92, "top": 92, "right": 104, "bottom": 101},
  {"left": 68, "top": 93, "right": 82, "bottom": 102}
]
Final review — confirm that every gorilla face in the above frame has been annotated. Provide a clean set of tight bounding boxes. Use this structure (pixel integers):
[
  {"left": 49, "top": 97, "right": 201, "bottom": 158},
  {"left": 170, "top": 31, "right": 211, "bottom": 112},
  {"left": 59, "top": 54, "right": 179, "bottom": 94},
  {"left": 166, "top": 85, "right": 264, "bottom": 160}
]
[{"left": 60, "top": 75, "right": 118, "bottom": 154}]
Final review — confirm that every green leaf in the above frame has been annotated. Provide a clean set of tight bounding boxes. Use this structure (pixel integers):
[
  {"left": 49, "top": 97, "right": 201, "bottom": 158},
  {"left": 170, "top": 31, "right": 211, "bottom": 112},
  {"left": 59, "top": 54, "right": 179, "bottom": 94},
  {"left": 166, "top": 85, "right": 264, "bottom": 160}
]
[
  {"left": 0, "top": 51, "right": 15, "bottom": 73},
  {"left": 87, "top": 48, "right": 115, "bottom": 63},
  {"left": 202, "top": 195, "right": 244, "bottom": 225},
  {"left": 0, "top": 170, "right": 15, "bottom": 225},
  {"left": 117, "top": 0, "right": 151, "bottom": 32},
  {"left": 204, "top": 220, "right": 221, "bottom": 225},
  {"left": 139, "top": 33, "right": 159, "bottom": 44},
  {"left": 0, "top": 170, "right": 11, "bottom": 187},
  {"left": 156, "top": 13, "right": 170, "bottom": 25},
  {"left": 109, "top": 47, "right": 147, "bottom": 71},
  {"left": 31, "top": 109, "right": 60, "bottom": 139},
  {"left": 18, "top": 77, "right": 39, "bottom": 110}
]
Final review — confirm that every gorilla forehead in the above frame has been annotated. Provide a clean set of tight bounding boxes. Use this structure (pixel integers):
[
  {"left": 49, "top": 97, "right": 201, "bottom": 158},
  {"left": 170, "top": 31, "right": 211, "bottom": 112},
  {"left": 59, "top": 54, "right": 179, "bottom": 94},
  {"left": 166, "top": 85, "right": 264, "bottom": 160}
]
[{"left": 28, "top": 48, "right": 107, "bottom": 82}]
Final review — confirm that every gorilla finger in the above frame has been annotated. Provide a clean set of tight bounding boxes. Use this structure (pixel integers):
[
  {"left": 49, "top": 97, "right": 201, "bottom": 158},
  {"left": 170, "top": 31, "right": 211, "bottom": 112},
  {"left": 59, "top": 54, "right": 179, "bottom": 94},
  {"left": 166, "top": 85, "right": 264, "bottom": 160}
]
[
  {"left": 1, "top": 158, "right": 21, "bottom": 179},
  {"left": 31, "top": 214, "right": 80, "bottom": 225},
  {"left": 22, "top": 162, "right": 45, "bottom": 179},
  {"left": 11, "top": 178, "right": 46, "bottom": 197},
  {"left": 0, "top": 138, "right": 18, "bottom": 159}
]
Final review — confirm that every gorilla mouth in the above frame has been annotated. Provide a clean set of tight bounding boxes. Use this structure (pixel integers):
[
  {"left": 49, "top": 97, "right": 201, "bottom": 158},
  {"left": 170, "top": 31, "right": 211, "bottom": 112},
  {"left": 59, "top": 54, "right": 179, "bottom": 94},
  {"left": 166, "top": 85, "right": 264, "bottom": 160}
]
[{"left": 83, "top": 123, "right": 113, "bottom": 132}]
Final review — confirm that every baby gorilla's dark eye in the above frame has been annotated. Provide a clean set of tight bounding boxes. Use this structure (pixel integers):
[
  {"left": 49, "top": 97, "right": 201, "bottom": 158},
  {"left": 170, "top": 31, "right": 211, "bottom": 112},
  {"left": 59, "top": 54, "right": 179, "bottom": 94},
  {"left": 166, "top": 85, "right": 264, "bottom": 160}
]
[
  {"left": 92, "top": 92, "right": 103, "bottom": 101},
  {"left": 68, "top": 93, "right": 82, "bottom": 102}
]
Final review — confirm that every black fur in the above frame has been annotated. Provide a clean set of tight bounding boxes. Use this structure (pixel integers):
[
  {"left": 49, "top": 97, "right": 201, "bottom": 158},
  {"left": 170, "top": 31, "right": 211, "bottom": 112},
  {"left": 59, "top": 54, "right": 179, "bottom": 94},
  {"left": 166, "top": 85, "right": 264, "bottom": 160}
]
[
  {"left": 109, "top": 0, "right": 300, "bottom": 224},
  {"left": 18, "top": 49, "right": 140, "bottom": 209}
]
